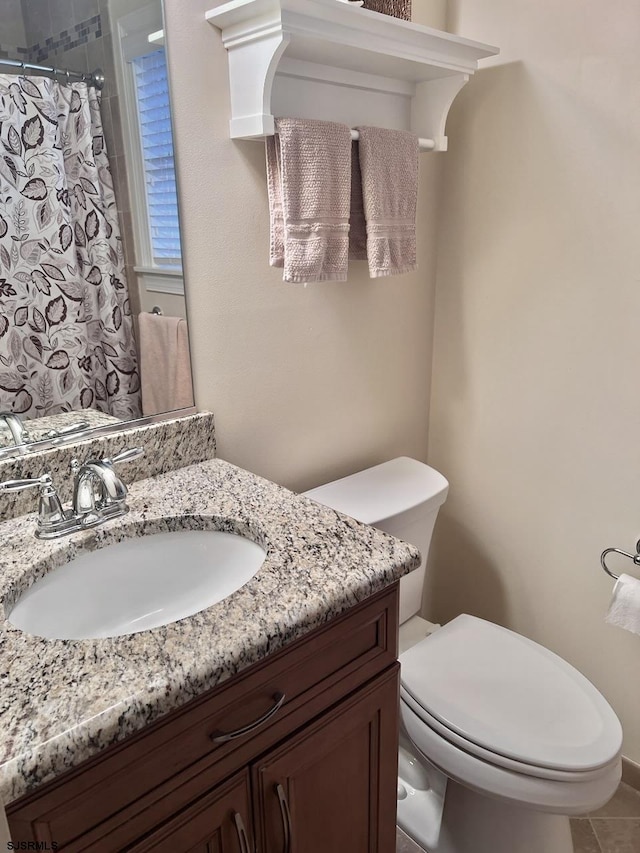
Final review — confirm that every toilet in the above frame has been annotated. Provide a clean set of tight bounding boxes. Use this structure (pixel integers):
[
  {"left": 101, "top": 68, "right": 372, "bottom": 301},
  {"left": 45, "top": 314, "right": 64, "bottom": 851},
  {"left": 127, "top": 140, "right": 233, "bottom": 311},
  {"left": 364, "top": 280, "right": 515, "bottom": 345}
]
[{"left": 304, "top": 457, "right": 622, "bottom": 853}]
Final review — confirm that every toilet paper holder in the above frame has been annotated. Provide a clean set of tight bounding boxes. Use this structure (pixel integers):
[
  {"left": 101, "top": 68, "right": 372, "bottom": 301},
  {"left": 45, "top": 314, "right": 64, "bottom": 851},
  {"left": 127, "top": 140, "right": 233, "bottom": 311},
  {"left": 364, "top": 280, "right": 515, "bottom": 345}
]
[{"left": 600, "top": 541, "right": 640, "bottom": 580}]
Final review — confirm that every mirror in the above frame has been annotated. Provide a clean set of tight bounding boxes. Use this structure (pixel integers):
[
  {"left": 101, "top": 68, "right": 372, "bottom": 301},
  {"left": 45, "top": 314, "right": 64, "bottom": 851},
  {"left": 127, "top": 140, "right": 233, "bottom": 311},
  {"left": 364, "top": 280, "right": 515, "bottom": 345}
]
[{"left": 0, "top": 0, "right": 194, "bottom": 458}]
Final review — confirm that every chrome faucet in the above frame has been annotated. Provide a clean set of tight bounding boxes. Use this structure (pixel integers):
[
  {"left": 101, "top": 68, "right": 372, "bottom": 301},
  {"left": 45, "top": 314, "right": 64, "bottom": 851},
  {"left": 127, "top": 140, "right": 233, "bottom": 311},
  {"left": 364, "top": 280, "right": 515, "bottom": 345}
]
[
  {"left": 72, "top": 461, "right": 126, "bottom": 514},
  {"left": 0, "top": 412, "right": 31, "bottom": 450},
  {"left": 71, "top": 449, "right": 144, "bottom": 517},
  {"left": 0, "top": 446, "right": 144, "bottom": 539}
]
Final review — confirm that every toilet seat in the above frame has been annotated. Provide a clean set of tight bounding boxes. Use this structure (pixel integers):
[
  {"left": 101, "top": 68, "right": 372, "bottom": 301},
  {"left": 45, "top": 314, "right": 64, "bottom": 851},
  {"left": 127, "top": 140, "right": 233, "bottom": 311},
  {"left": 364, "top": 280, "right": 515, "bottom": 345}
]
[
  {"left": 399, "top": 614, "right": 622, "bottom": 775},
  {"left": 400, "top": 687, "right": 618, "bottom": 783},
  {"left": 400, "top": 694, "right": 622, "bottom": 815}
]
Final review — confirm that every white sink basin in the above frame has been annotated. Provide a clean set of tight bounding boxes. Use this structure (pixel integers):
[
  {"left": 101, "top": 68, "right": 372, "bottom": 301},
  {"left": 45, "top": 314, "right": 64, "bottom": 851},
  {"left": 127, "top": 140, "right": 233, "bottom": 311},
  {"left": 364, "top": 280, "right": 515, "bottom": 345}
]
[{"left": 8, "top": 530, "right": 266, "bottom": 640}]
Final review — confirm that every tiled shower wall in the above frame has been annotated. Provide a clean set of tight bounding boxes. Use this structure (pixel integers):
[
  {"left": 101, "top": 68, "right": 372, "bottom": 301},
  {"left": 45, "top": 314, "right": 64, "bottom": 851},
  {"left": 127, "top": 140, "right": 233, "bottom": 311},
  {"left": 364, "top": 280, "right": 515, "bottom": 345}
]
[
  {"left": 0, "top": 0, "right": 28, "bottom": 58},
  {"left": 1, "top": 3, "right": 102, "bottom": 66},
  {"left": 0, "top": 0, "right": 141, "bottom": 319}
]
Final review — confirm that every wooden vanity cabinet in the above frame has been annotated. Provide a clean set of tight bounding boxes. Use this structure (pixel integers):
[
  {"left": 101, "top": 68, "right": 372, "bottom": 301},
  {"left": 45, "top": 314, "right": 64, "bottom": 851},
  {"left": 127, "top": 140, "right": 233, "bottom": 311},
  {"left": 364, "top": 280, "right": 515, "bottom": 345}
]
[
  {"left": 252, "top": 668, "right": 399, "bottom": 853},
  {"left": 128, "top": 771, "right": 253, "bottom": 853},
  {"left": 7, "top": 585, "right": 400, "bottom": 853}
]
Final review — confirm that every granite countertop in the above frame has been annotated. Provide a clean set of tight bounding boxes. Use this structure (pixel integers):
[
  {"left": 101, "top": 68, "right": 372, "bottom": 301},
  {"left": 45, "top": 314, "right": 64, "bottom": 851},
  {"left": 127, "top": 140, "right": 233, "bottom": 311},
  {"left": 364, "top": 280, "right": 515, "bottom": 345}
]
[
  {"left": 0, "top": 409, "right": 121, "bottom": 451},
  {"left": 0, "top": 458, "right": 420, "bottom": 804}
]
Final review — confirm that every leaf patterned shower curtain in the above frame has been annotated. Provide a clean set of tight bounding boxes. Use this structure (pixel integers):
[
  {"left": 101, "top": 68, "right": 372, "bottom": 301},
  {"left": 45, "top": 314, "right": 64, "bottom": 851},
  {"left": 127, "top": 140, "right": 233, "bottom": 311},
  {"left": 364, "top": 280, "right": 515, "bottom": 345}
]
[{"left": 0, "top": 75, "right": 141, "bottom": 419}]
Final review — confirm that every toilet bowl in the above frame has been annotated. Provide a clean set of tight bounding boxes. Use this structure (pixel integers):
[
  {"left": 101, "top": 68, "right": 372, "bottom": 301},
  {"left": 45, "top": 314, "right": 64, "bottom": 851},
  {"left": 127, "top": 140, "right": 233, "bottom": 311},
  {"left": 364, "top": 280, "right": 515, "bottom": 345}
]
[
  {"left": 398, "top": 615, "right": 621, "bottom": 852},
  {"left": 303, "top": 458, "right": 623, "bottom": 853}
]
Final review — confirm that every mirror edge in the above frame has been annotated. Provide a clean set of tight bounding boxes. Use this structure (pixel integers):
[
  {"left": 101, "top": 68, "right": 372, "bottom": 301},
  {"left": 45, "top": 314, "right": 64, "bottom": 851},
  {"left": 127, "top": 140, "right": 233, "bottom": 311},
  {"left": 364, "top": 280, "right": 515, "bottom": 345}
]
[{"left": 0, "top": 405, "right": 198, "bottom": 466}]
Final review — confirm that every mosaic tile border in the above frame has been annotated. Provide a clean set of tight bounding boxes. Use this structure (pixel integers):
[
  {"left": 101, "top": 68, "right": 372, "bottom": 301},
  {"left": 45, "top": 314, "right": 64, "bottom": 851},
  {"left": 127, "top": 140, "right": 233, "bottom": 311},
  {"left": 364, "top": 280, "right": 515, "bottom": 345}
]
[{"left": 0, "top": 15, "right": 102, "bottom": 67}]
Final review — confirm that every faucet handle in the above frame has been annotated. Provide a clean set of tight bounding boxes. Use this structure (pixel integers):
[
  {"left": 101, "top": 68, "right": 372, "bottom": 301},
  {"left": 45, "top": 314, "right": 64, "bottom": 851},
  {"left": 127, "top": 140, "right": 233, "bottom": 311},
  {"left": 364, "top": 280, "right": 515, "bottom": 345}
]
[
  {"left": 0, "top": 473, "right": 66, "bottom": 537},
  {"left": 0, "top": 473, "right": 53, "bottom": 493},
  {"left": 69, "top": 447, "right": 144, "bottom": 474},
  {"left": 44, "top": 421, "right": 90, "bottom": 441},
  {"left": 103, "top": 446, "right": 145, "bottom": 466}
]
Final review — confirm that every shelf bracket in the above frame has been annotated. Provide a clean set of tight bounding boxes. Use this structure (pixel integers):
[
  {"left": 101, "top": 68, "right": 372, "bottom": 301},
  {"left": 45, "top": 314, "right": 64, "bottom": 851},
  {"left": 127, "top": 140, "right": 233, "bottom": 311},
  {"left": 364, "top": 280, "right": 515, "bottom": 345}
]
[
  {"left": 411, "top": 74, "right": 469, "bottom": 152},
  {"left": 223, "top": 22, "right": 290, "bottom": 138}
]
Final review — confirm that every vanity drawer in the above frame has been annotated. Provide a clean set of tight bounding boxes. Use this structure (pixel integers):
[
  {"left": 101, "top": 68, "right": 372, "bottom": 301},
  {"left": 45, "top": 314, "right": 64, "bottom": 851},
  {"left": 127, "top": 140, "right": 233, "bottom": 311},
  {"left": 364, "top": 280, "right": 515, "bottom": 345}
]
[{"left": 8, "top": 584, "right": 399, "bottom": 851}]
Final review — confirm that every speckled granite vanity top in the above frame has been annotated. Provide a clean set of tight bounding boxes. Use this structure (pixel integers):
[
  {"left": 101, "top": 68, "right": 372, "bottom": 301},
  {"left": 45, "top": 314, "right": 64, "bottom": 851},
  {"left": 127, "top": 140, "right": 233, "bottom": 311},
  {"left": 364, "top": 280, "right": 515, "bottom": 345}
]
[{"left": 0, "top": 458, "right": 419, "bottom": 804}]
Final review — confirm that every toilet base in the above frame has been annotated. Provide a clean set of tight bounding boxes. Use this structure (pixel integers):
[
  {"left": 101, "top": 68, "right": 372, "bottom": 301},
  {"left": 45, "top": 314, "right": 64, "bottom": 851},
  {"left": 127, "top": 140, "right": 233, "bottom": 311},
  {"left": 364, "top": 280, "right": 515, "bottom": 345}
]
[{"left": 404, "top": 778, "right": 574, "bottom": 853}]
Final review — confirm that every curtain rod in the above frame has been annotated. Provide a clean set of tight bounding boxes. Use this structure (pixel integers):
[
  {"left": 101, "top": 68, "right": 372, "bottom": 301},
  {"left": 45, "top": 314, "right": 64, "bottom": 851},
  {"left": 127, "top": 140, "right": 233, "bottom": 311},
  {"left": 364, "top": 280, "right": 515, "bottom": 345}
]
[
  {"left": 349, "top": 129, "right": 435, "bottom": 152},
  {"left": 0, "top": 58, "right": 104, "bottom": 90}
]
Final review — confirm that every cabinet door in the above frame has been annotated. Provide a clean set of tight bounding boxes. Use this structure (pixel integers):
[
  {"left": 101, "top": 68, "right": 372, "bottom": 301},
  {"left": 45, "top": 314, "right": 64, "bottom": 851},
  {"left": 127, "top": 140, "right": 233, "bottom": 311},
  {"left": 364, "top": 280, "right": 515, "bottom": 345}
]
[
  {"left": 252, "top": 665, "right": 399, "bottom": 853},
  {"left": 128, "top": 770, "right": 253, "bottom": 853}
]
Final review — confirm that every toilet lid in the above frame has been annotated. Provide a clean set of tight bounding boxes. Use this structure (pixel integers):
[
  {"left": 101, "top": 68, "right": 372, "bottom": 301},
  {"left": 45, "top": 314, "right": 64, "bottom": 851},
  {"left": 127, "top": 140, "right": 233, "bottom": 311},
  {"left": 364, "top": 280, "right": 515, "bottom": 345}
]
[{"left": 399, "top": 615, "right": 622, "bottom": 772}]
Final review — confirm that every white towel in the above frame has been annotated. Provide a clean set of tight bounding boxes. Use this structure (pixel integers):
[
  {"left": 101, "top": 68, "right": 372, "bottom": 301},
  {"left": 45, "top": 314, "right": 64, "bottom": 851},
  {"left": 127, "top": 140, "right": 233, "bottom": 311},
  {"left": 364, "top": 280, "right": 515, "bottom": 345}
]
[
  {"left": 138, "top": 312, "right": 194, "bottom": 416},
  {"left": 605, "top": 573, "right": 640, "bottom": 636}
]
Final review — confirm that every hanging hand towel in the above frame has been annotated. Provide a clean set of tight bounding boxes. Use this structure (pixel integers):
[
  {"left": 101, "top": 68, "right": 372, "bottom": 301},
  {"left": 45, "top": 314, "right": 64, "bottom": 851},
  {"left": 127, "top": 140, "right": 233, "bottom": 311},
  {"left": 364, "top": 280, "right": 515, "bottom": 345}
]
[
  {"left": 349, "top": 140, "right": 367, "bottom": 261},
  {"left": 605, "top": 573, "right": 640, "bottom": 636},
  {"left": 355, "top": 126, "right": 419, "bottom": 277},
  {"left": 138, "top": 312, "right": 194, "bottom": 417},
  {"left": 266, "top": 118, "right": 352, "bottom": 283}
]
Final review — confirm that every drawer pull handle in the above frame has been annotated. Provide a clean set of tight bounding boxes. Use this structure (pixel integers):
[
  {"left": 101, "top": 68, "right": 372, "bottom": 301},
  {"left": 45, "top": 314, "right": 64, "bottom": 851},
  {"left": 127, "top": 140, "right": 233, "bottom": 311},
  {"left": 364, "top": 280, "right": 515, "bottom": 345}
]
[
  {"left": 210, "top": 691, "right": 286, "bottom": 743},
  {"left": 234, "top": 811, "right": 252, "bottom": 853},
  {"left": 276, "top": 783, "right": 292, "bottom": 853}
]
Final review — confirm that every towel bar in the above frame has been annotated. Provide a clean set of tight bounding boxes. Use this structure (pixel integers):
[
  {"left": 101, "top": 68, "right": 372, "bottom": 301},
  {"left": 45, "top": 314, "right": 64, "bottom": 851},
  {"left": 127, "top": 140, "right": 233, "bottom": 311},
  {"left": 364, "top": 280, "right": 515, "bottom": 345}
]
[
  {"left": 349, "top": 129, "right": 435, "bottom": 152},
  {"left": 151, "top": 306, "right": 163, "bottom": 315},
  {"left": 600, "top": 541, "right": 640, "bottom": 580}
]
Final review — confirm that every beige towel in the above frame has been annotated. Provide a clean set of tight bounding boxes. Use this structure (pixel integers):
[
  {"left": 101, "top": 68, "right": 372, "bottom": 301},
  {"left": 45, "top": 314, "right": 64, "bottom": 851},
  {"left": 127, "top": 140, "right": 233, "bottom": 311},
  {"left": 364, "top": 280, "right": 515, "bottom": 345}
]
[
  {"left": 266, "top": 132, "right": 285, "bottom": 268},
  {"left": 138, "top": 312, "right": 194, "bottom": 417},
  {"left": 266, "top": 118, "right": 352, "bottom": 282},
  {"left": 355, "top": 126, "right": 419, "bottom": 277},
  {"left": 348, "top": 140, "right": 367, "bottom": 261}
]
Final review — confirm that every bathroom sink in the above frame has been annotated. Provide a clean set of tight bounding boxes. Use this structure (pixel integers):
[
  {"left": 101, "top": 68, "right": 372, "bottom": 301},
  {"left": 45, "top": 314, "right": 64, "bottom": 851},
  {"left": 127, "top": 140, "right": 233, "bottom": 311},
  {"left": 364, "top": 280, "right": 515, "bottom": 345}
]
[{"left": 8, "top": 530, "right": 266, "bottom": 640}]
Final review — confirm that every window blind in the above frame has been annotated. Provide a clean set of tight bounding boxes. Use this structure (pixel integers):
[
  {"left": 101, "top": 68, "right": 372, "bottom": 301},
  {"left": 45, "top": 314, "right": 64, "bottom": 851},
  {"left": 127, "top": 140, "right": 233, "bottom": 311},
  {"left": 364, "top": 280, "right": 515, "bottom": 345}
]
[{"left": 132, "top": 49, "right": 181, "bottom": 267}]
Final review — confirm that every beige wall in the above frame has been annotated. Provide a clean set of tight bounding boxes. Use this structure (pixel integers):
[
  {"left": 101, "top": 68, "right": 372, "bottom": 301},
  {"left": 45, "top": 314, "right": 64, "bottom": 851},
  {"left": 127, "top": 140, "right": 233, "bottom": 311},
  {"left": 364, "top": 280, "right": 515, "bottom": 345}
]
[
  {"left": 428, "top": 0, "right": 640, "bottom": 762},
  {"left": 163, "top": 0, "right": 445, "bottom": 491}
]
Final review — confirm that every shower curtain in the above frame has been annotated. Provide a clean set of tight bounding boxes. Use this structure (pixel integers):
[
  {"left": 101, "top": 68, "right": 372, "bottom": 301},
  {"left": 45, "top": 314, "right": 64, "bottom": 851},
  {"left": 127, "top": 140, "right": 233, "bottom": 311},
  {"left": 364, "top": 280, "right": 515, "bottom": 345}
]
[{"left": 0, "top": 74, "right": 141, "bottom": 419}]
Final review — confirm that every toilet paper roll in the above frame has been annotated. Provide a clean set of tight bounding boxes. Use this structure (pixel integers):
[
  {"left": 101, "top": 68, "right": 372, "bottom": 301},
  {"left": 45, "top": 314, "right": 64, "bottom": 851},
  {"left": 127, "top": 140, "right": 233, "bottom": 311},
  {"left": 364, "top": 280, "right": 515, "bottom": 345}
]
[{"left": 606, "top": 573, "right": 640, "bottom": 636}]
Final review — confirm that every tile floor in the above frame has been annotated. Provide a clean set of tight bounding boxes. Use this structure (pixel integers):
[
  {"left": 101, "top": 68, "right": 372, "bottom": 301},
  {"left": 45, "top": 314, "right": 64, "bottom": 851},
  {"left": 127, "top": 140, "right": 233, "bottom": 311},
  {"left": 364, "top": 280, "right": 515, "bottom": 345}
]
[{"left": 395, "top": 782, "right": 640, "bottom": 853}]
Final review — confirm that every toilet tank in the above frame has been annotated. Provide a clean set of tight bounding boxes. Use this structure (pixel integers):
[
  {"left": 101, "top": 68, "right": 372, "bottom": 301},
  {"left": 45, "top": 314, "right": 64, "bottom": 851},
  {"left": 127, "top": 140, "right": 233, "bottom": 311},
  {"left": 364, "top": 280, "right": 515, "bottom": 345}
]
[{"left": 303, "top": 458, "right": 449, "bottom": 624}]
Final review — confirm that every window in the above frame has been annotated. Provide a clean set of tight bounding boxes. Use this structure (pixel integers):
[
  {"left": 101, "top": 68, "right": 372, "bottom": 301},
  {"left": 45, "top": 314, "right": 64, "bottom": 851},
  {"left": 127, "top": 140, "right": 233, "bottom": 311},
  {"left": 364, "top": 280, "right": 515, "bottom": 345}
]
[
  {"left": 113, "top": 1, "right": 184, "bottom": 296},
  {"left": 131, "top": 48, "right": 181, "bottom": 268}
]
